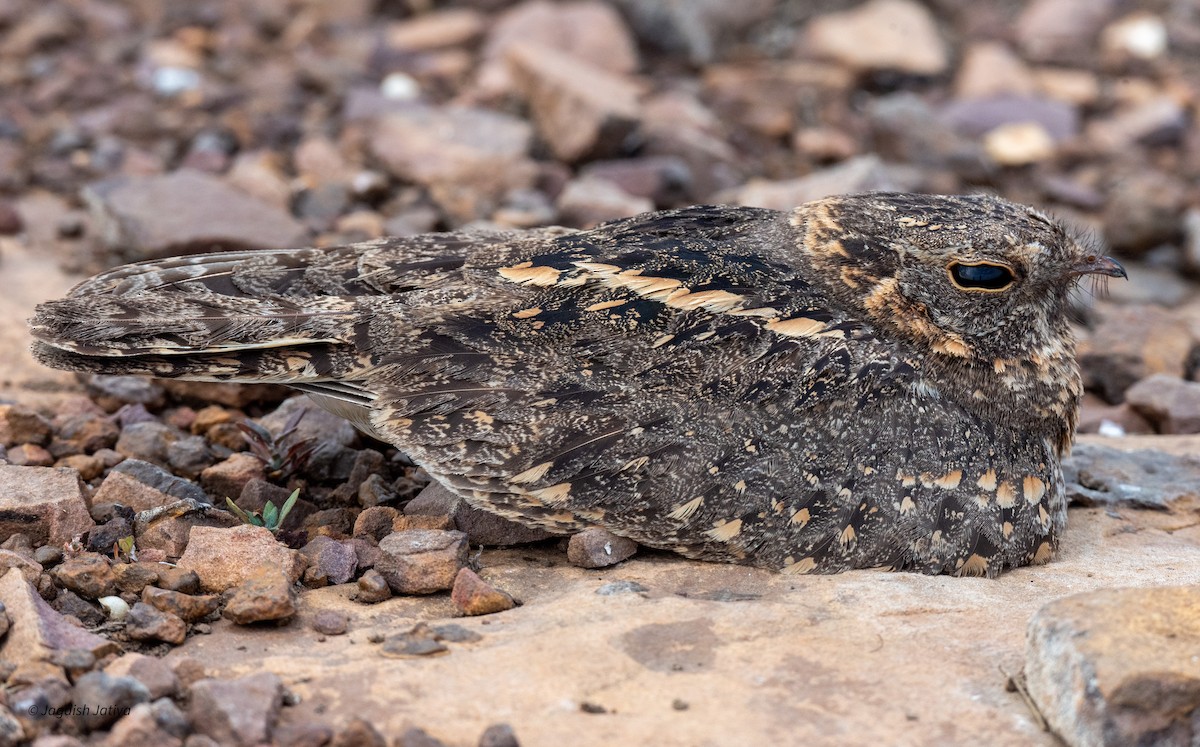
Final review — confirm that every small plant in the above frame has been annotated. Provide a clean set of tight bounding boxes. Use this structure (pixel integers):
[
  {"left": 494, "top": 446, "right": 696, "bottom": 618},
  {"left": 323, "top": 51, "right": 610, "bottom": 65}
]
[
  {"left": 238, "top": 408, "right": 316, "bottom": 480},
  {"left": 113, "top": 535, "right": 137, "bottom": 562},
  {"left": 226, "top": 489, "right": 300, "bottom": 533}
]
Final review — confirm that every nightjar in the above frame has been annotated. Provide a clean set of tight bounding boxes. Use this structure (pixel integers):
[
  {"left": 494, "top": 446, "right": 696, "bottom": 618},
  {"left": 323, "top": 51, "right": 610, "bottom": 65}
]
[{"left": 30, "top": 192, "right": 1125, "bottom": 577}]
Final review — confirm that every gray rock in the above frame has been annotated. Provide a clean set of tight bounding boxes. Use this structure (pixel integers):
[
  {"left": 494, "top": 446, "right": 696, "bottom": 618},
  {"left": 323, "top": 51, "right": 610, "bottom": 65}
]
[
  {"left": 70, "top": 671, "right": 151, "bottom": 732},
  {"left": 82, "top": 170, "right": 309, "bottom": 261},
  {"left": 91, "top": 459, "right": 210, "bottom": 513},
  {"left": 1063, "top": 442, "right": 1200, "bottom": 509},
  {"left": 188, "top": 672, "right": 283, "bottom": 746},
  {"left": 376, "top": 529, "right": 469, "bottom": 595},
  {"left": 406, "top": 482, "right": 554, "bottom": 546},
  {"left": 567, "top": 528, "right": 639, "bottom": 569},
  {"left": 1125, "top": 374, "right": 1200, "bottom": 434}
]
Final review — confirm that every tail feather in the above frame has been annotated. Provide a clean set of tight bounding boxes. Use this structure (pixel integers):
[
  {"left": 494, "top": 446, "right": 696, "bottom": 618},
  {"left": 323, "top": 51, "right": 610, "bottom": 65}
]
[{"left": 29, "top": 235, "right": 479, "bottom": 386}]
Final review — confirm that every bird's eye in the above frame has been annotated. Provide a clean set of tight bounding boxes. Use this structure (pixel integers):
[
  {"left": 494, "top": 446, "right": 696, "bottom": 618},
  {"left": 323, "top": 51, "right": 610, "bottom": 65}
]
[{"left": 947, "top": 262, "right": 1016, "bottom": 292}]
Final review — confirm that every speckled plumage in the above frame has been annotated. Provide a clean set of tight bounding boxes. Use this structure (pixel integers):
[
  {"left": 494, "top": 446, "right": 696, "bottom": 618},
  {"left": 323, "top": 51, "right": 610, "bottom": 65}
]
[{"left": 31, "top": 192, "right": 1126, "bottom": 576}]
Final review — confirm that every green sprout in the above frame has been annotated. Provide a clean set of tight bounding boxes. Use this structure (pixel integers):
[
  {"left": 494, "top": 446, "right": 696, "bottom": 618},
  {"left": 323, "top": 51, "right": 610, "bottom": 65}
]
[{"left": 225, "top": 489, "right": 300, "bottom": 533}]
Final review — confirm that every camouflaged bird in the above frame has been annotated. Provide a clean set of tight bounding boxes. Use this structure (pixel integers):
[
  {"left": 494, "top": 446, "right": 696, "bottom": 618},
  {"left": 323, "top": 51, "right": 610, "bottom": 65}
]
[{"left": 30, "top": 192, "right": 1126, "bottom": 577}]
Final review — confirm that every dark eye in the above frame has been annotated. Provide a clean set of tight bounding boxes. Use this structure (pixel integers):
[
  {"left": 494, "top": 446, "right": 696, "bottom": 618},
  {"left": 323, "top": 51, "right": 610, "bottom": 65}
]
[{"left": 948, "top": 262, "right": 1016, "bottom": 291}]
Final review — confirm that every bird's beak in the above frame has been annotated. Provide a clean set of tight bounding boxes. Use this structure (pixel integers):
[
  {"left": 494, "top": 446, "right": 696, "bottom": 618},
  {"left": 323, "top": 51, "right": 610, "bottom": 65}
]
[{"left": 1070, "top": 255, "right": 1127, "bottom": 279}]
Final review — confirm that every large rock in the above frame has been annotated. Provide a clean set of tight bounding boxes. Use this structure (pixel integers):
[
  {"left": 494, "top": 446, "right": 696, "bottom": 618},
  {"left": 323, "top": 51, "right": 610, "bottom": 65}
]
[
  {"left": 375, "top": 530, "right": 468, "bottom": 595},
  {"left": 802, "top": 0, "right": 949, "bottom": 75},
  {"left": 0, "top": 465, "right": 93, "bottom": 547},
  {"left": 82, "top": 170, "right": 309, "bottom": 261},
  {"left": 175, "top": 525, "right": 305, "bottom": 593},
  {"left": 1025, "top": 586, "right": 1200, "bottom": 747},
  {"left": 91, "top": 459, "right": 210, "bottom": 513},
  {"left": 1063, "top": 442, "right": 1200, "bottom": 508},
  {"left": 507, "top": 42, "right": 644, "bottom": 163},
  {"left": 0, "top": 570, "right": 120, "bottom": 666},
  {"left": 368, "top": 105, "right": 535, "bottom": 223},
  {"left": 1078, "top": 305, "right": 1197, "bottom": 404},
  {"left": 189, "top": 673, "right": 283, "bottom": 746},
  {"left": 1125, "top": 375, "right": 1200, "bottom": 434}
]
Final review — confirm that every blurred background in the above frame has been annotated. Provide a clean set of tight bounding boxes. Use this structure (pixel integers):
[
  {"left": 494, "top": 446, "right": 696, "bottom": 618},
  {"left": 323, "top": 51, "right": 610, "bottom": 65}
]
[{"left": 1, "top": 0, "right": 1198, "bottom": 427}]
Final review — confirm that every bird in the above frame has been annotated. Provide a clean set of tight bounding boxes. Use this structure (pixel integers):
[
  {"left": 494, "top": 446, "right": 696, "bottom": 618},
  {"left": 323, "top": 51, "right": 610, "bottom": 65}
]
[{"left": 30, "top": 192, "right": 1126, "bottom": 577}]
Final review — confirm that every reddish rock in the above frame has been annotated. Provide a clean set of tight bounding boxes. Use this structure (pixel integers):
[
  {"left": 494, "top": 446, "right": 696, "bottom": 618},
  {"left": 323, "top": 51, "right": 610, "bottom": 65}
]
[
  {"left": 102, "top": 701, "right": 185, "bottom": 747},
  {"left": 1077, "top": 395, "right": 1155, "bottom": 437},
  {"left": 112, "top": 561, "right": 160, "bottom": 594},
  {"left": 803, "top": 0, "right": 949, "bottom": 75},
  {"left": 0, "top": 550, "right": 42, "bottom": 584},
  {"left": 176, "top": 525, "right": 304, "bottom": 593},
  {"left": 158, "top": 380, "right": 291, "bottom": 409},
  {"left": 82, "top": 170, "right": 309, "bottom": 261},
  {"left": 53, "top": 412, "right": 120, "bottom": 454},
  {"left": 369, "top": 106, "right": 535, "bottom": 224},
  {"left": 71, "top": 671, "right": 151, "bottom": 732},
  {"left": 54, "top": 454, "right": 104, "bottom": 481},
  {"left": 188, "top": 672, "right": 283, "bottom": 746},
  {"left": 393, "top": 514, "right": 457, "bottom": 532},
  {"left": 92, "top": 458, "right": 210, "bottom": 513},
  {"left": 199, "top": 453, "right": 267, "bottom": 500},
  {"left": 567, "top": 528, "right": 639, "bottom": 569},
  {"left": 51, "top": 553, "right": 116, "bottom": 599},
  {"left": 1125, "top": 375, "right": 1200, "bottom": 434},
  {"left": 126, "top": 602, "right": 187, "bottom": 645},
  {"left": 6, "top": 443, "right": 53, "bottom": 467},
  {"left": 0, "top": 466, "right": 93, "bottom": 547},
  {"left": 1078, "top": 305, "right": 1197, "bottom": 403},
  {"left": 353, "top": 506, "right": 401, "bottom": 540},
  {"left": 298, "top": 537, "right": 357, "bottom": 587},
  {"left": 142, "top": 586, "right": 220, "bottom": 623},
  {"left": 222, "top": 566, "right": 297, "bottom": 624},
  {"left": 508, "top": 43, "right": 643, "bottom": 163},
  {"left": 104, "top": 652, "right": 181, "bottom": 700},
  {"left": 0, "top": 404, "right": 51, "bottom": 447},
  {"left": 451, "top": 568, "right": 516, "bottom": 616},
  {"left": 557, "top": 176, "right": 654, "bottom": 228},
  {"left": 0, "top": 571, "right": 120, "bottom": 666},
  {"left": 352, "top": 569, "right": 392, "bottom": 604},
  {"left": 375, "top": 530, "right": 469, "bottom": 595},
  {"left": 311, "top": 610, "right": 349, "bottom": 636},
  {"left": 385, "top": 8, "right": 484, "bottom": 53}
]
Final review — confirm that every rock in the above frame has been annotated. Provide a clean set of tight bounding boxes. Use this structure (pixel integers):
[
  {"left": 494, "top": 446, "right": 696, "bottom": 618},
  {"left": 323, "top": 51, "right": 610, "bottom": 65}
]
[
  {"left": 126, "top": 602, "right": 187, "bottom": 645},
  {"left": 724, "top": 155, "right": 900, "bottom": 211},
  {"left": 104, "top": 653, "right": 180, "bottom": 700},
  {"left": 176, "top": 525, "right": 304, "bottom": 593},
  {"left": 556, "top": 176, "right": 654, "bottom": 228},
  {"left": 1025, "top": 586, "right": 1200, "bottom": 747},
  {"left": 1062, "top": 442, "right": 1200, "bottom": 508},
  {"left": 478, "top": 723, "right": 520, "bottom": 747},
  {"left": 259, "top": 396, "right": 359, "bottom": 462},
  {"left": 86, "top": 375, "right": 166, "bottom": 411},
  {"left": 91, "top": 459, "right": 210, "bottom": 513},
  {"left": 51, "top": 553, "right": 116, "bottom": 600},
  {"left": 983, "top": 122, "right": 1056, "bottom": 166},
  {"left": 581, "top": 156, "right": 691, "bottom": 204},
  {"left": 0, "top": 466, "right": 93, "bottom": 547},
  {"left": 331, "top": 717, "right": 387, "bottom": 747},
  {"left": 82, "top": 170, "right": 309, "bottom": 261},
  {"left": 386, "top": 8, "right": 484, "bottom": 54},
  {"left": 397, "top": 727, "right": 449, "bottom": 747},
  {"left": 141, "top": 586, "right": 219, "bottom": 623},
  {"left": 368, "top": 106, "right": 535, "bottom": 224},
  {"left": 189, "top": 672, "right": 283, "bottom": 746},
  {"left": 954, "top": 42, "right": 1036, "bottom": 99},
  {"left": 353, "top": 506, "right": 401, "bottom": 540},
  {"left": 1016, "top": 0, "right": 1120, "bottom": 62},
  {"left": 1101, "top": 169, "right": 1187, "bottom": 255},
  {"left": 226, "top": 150, "right": 292, "bottom": 210},
  {"left": 222, "top": 566, "right": 297, "bottom": 624},
  {"left": 803, "top": 0, "right": 949, "bottom": 75},
  {"left": 0, "top": 404, "right": 51, "bottom": 447},
  {"left": 55, "top": 454, "right": 104, "bottom": 481},
  {"left": 199, "top": 453, "right": 266, "bottom": 500},
  {"left": 54, "top": 413, "right": 121, "bottom": 455},
  {"left": 136, "top": 505, "right": 240, "bottom": 559},
  {"left": 311, "top": 610, "right": 349, "bottom": 636},
  {"left": 158, "top": 380, "right": 291, "bottom": 409},
  {"left": 566, "top": 528, "right": 639, "bottom": 569},
  {"left": 451, "top": 568, "right": 516, "bottom": 616},
  {"left": 70, "top": 671, "right": 151, "bottom": 732},
  {"left": 941, "top": 95, "right": 1079, "bottom": 142},
  {"left": 0, "top": 550, "right": 42, "bottom": 585},
  {"left": 480, "top": 1, "right": 638, "bottom": 96},
  {"left": 375, "top": 530, "right": 469, "bottom": 595},
  {"left": 405, "top": 482, "right": 554, "bottom": 546},
  {"left": 0, "top": 572, "right": 118, "bottom": 668},
  {"left": 612, "top": 0, "right": 775, "bottom": 65},
  {"left": 5, "top": 443, "right": 53, "bottom": 467},
  {"left": 1077, "top": 395, "right": 1154, "bottom": 437},
  {"left": 1100, "top": 11, "right": 1168, "bottom": 60},
  {"left": 352, "top": 569, "right": 392, "bottom": 604},
  {"left": 166, "top": 435, "right": 213, "bottom": 479},
  {"left": 102, "top": 700, "right": 187, "bottom": 747},
  {"left": 298, "top": 537, "right": 357, "bottom": 587},
  {"left": 114, "top": 421, "right": 180, "bottom": 466},
  {"left": 1087, "top": 97, "right": 1187, "bottom": 152},
  {"left": 1125, "top": 375, "right": 1200, "bottom": 434},
  {"left": 507, "top": 42, "right": 643, "bottom": 163},
  {"left": 1077, "top": 305, "right": 1197, "bottom": 403}
]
